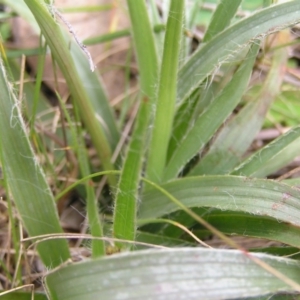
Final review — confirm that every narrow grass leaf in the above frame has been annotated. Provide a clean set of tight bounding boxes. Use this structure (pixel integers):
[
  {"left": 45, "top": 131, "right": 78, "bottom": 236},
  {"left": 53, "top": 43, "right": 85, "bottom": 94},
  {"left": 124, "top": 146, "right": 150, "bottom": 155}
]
[
  {"left": 186, "top": 0, "right": 203, "bottom": 29},
  {"left": 166, "top": 88, "right": 200, "bottom": 162},
  {"left": 113, "top": 97, "right": 150, "bottom": 248},
  {"left": 148, "top": 0, "right": 165, "bottom": 57},
  {"left": 84, "top": 28, "right": 130, "bottom": 45},
  {"left": 59, "top": 4, "right": 113, "bottom": 13},
  {"left": 24, "top": 0, "right": 117, "bottom": 186},
  {"left": 232, "top": 126, "right": 300, "bottom": 177},
  {"left": 251, "top": 247, "right": 300, "bottom": 260},
  {"left": 5, "top": 0, "right": 120, "bottom": 148},
  {"left": 145, "top": 209, "right": 201, "bottom": 239},
  {"left": 177, "top": 1, "right": 300, "bottom": 102},
  {"left": 0, "top": 57, "right": 70, "bottom": 268},
  {"left": 110, "top": 0, "right": 159, "bottom": 247},
  {"left": 190, "top": 31, "right": 288, "bottom": 176},
  {"left": 148, "top": 208, "right": 300, "bottom": 248},
  {"left": 163, "top": 43, "right": 259, "bottom": 181},
  {"left": 172, "top": 0, "right": 243, "bottom": 148},
  {"left": 136, "top": 231, "right": 195, "bottom": 248},
  {"left": 69, "top": 42, "right": 119, "bottom": 151},
  {"left": 2, "top": 0, "right": 40, "bottom": 32},
  {"left": 59, "top": 96, "right": 105, "bottom": 257},
  {"left": 203, "top": 0, "right": 242, "bottom": 42},
  {"left": 7, "top": 58, "right": 50, "bottom": 118},
  {"left": 182, "top": 0, "right": 203, "bottom": 63},
  {"left": 171, "top": 46, "right": 249, "bottom": 161},
  {"left": 146, "top": 0, "right": 184, "bottom": 183},
  {"left": 196, "top": 211, "right": 300, "bottom": 248},
  {"left": 126, "top": 0, "right": 158, "bottom": 100},
  {"left": 30, "top": 37, "right": 47, "bottom": 133},
  {"left": 45, "top": 248, "right": 300, "bottom": 299},
  {"left": 84, "top": 24, "right": 165, "bottom": 46},
  {"left": 253, "top": 138, "right": 300, "bottom": 179}
]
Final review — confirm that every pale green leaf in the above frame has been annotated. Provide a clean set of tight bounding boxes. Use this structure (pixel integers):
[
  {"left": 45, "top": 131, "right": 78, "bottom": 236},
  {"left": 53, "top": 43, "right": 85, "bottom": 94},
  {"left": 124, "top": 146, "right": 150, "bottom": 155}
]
[
  {"left": 139, "top": 176, "right": 300, "bottom": 229},
  {"left": 45, "top": 248, "right": 300, "bottom": 299}
]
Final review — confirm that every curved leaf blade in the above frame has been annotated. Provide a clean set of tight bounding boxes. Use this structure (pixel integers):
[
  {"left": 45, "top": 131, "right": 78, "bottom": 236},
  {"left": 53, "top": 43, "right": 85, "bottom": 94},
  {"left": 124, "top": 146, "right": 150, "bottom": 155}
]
[
  {"left": 190, "top": 32, "right": 288, "bottom": 176},
  {"left": 203, "top": 0, "right": 242, "bottom": 42},
  {"left": 177, "top": 1, "right": 300, "bottom": 102},
  {"left": 198, "top": 211, "right": 300, "bottom": 248},
  {"left": 45, "top": 248, "right": 300, "bottom": 300},
  {"left": 163, "top": 44, "right": 259, "bottom": 181},
  {"left": 23, "top": 0, "right": 117, "bottom": 186},
  {"left": 0, "top": 57, "right": 70, "bottom": 267},
  {"left": 232, "top": 126, "right": 300, "bottom": 177},
  {"left": 139, "top": 176, "right": 300, "bottom": 228}
]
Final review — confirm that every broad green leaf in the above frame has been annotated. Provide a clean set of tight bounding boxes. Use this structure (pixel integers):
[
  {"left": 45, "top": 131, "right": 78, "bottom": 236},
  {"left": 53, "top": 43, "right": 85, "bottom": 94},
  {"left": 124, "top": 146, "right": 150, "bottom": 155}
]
[
  {"left": 139, "top": 176, "right": 300, "bottom": 229},
  {"left": 177, "top": 1, "right": 300, "bottom": 102},
  {"left": 163, "top": 43, "right": 259, "bottom": 181},
  {"left": 0, "top": 57, "right": 70, "bottom": 267},
  {"left": 45, "top": 248, "right": 300, "bottom": 299}
]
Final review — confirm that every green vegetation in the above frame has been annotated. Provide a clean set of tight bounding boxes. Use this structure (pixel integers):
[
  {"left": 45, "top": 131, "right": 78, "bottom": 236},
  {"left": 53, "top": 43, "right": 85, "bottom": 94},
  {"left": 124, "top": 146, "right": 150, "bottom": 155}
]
[{"left": 1, "top": 0, "right": 300, "bottom": 299}]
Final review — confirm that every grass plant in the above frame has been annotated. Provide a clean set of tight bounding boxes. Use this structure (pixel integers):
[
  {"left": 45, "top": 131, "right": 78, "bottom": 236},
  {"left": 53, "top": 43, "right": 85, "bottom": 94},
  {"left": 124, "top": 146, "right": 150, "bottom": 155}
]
[{"left": 1, "top": 0, "right": 300, "bottom": 299}]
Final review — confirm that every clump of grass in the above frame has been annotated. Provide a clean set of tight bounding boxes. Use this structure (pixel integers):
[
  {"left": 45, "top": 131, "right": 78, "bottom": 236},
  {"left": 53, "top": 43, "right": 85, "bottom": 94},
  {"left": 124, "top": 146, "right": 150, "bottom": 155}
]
[{"left": 1, "top": 0, "right": 300, "bottom": 299}]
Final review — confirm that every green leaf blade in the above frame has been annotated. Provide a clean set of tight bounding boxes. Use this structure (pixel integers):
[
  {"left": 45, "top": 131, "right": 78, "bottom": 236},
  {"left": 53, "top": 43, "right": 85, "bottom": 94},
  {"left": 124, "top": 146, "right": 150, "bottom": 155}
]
[
  {"left": 126, "top": 0, "right": 158, "bottom": 99},
  {"left": 163, "top": 43, "right": 259, "bottom": 181},
  {"left": 190, "top": 33, "right": 288, "bottom": 176},
  {"left": 24, "top": 0, "right": 117, "bottom": 186},
  {"left": 203, "top": 0, "right": 242, "bottom": 42},
  {"left": 113, "top": 98, "right": 150, "bottom": 247},
  {"left": 178, "top": 2, "right": 300, "bottom": 102},
  {"left": 146, "top": 0, "right": 185, "bottom": 183},
  {"left": 139, "top": 176, "right": 300, "bottom": 229},
  {"left": 232, "top": 126, "right": 300, "bottom": 177},
  {"left": 45, "top": 248, "right": 300, "bottom": 299},
  {"left": 0, "top": 57, "right": 70, "bottom": 268}
]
